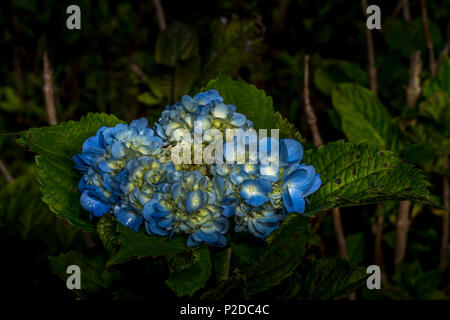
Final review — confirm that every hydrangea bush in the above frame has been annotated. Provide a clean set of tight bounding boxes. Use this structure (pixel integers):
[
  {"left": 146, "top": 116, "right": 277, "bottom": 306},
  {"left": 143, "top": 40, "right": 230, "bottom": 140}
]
[
  {"left": 73, "top": 89, "right": 321, "bottom": 247},
  {"left": 18, "top": 76, "right": 435, "bottom": 299}
]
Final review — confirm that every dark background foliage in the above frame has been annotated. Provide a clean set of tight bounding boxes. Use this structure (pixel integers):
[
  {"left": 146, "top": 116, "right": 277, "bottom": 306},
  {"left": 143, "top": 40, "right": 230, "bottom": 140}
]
[{"left": 0, "top": 0, "right": 449, "bottom": 300}]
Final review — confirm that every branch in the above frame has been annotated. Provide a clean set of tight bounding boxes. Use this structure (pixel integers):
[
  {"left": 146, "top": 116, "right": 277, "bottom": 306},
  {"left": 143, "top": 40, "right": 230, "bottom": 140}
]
[
  {"left": 402, "top": 0, "right": 411, "bottom": 21},
  {"left": 395, "top": 200, "right": 412, "bottom": 265},
  {"left": 420, "top": 0, "right": 437, "bottom": 76},
  {"left": 373, "top": 211, "right": 384, "bottom": 266},
  {"left": 303, "top": 55, "right": 323, "bottom": 147},
  {"left": 43, "top": 51, "right": 57, "bottom": 125},
  {"left": 303, "top": 55, "right": 350, "bottom": 266},
  {"left": 406, "top": 50, "right": 423, "bottom": 108},
  {"left": 0, "top": 158, "right": 14, "bottom": 182},
  {"left": 361, "top": 0, "right": 378, "bottom": 95},
  {"left": 153, "top": 0, "right": 167, "bottom": 31},
  {"left": 439, "top": 155, "right": 449, "bottom": 271},
  {"left": 437, "top": 36, "right": 450, "bottom": 71}
]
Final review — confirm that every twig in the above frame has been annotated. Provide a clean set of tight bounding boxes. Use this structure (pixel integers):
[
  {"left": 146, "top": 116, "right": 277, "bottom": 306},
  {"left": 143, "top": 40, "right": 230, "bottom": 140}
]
[
  {"left": 406, "top": 51, "right": 423, "bottom": 108},
  {"left": 439, "top": 155, "right": 449, "bottom": 271},
  {"left": 395, "top": 200, "right": 411, "bottom": 265},
  {"left": 129, "top": 60, "right": 150, "bottom": 83},
  {"left": 361, "top": 0, "right": 378, "bottom": 96},
  {"left": 402, "top": 0, "right": 411, "bottom": 21},
  {"left": 0, "top": 159, "right": 14, "bottom": 182},
  {"left": 437, "top": 36, "right": 450, "bottom": 71},
  {"left": 373, "top": 213, "right": 384, "bottom": 266},
  {"left": 153, "top": 0, "right": 167, "bottom": 31},
  {"left": 43, "top": 51, "right": 57, "bottom": 126},
  {"left": 394, "top": 51, "right": 423, "bottom": 266},
  {"left": 303, "top": 55, "right": 323, "bottom": 147},
  {"left": 304, "top": 55, "right": 350, "bottom": 263},
  {"left": 420, "top": 0, "right": 437, "bottom": 76}
]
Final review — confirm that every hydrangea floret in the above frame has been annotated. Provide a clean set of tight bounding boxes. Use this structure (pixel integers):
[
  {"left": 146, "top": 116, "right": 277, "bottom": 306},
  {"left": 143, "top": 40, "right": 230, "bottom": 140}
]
[{"left": 73, "top": 90, "right": 321, "bottom": 247}]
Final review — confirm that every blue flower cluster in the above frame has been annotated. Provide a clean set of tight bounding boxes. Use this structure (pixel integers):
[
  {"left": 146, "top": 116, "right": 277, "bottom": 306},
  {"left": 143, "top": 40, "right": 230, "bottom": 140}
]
[{"left": 73, "top": 90, "right": 321, "bottom": 247}]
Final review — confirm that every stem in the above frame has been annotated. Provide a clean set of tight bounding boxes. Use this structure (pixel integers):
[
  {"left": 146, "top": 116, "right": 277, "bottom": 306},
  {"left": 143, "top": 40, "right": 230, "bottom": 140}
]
[
  {"left": 402, "top": 0, "right": 411, "bottom": 21},
  {"left": 361, "top": 0, "right": 378, "bottom": 95},
  {"left": 153, "top": 0, "right": 167, "bottom": 31},
  {"left": 406, "top": 50, "right": 423, "bottom": 108},
  {"left": 0, "top": 159, "right": 14, "bottom": 182},
  {"left": 374, "top": 214, "right": 384, "bottom": 266},
  {"left": 395, "top": 200, "right": 411, "bottom": 265},
  {"left": 439, "top": 155, "right": 449, "bottom": 271},
  {"left": 223, "top": 247, "right": 232, "bottom": 280},
  {"left": 420, "top": 0, "right": 437, "bottom": 76},
  {"left": 303, "top": 55, "right": 350, "bottom": 263},
  {"left": 43, "top": 51, "right": 57, "bottom": 126}
]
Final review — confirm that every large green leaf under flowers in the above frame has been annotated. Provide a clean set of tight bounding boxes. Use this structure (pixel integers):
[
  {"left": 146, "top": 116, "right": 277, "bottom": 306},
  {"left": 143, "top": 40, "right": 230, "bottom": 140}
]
[
  {"left": 17, "top": 113, "right": 124, "bottom": 232},
  {"left": 303, "top": 141, "right": 435, "bottom": 214},
  {"left": 241, "top": 214, "right": 310, "bottom": 296},
  {"left": 165, "top": 247, "right": 212, "bottom": 297},
  {"left": 106, "top": 223, "right": 187, "bottom": 267},
  {"left": 280, "top": 257, "right": 368, "bottom": 300}
]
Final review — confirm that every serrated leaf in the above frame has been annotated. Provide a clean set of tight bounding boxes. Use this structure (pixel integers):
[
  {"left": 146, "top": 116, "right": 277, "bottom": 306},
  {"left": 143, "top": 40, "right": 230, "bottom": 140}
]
[
  {"left": 314, "top": 59, "right": 368, "bottom": 96},
  {"left": 332, "top": 83, "right": 396, "bottom": 148},
  {"left": 303, "top": 141, "right": 435, "bottom": 214},
  {"left": 17, "top": 113, "right": 124, "bottom": 232},
  {"left": 244, "top": 214, "right": 310, "bottom": 296},
  {"left": 201, "top": 75, "right": 303, "bottom": 141},
  {"left": 97, "top": 215, "right": 119, "bottom": 254},
  {"left": 419, "top": 90, "right": 450, "bottom": 129},
  {"left": 155, "top": 22, "right": 199, "bottom": 67},
  {"left": 48, "top": 250, "right": 112, "bottom": 294},
  {"left": 202, "top": 17, "right": 264, "bottom": 82},
  {"left": 165, "top": 246, "right": 212, "bottom": 297},
  {"left": 106, "top": 223, "right": 188, "bottom": 267},
  {"left": 148, "top": 56, "right": 201, "bottom": 103},
  {"left": 423, "top": 56, "right": 450, "bottom": 97},
  {"left": 281, "top": 257, "right": 368, "bottom": 300}
]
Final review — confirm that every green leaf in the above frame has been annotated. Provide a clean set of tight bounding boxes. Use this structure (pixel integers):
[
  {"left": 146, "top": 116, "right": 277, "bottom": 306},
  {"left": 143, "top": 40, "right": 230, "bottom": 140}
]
[
  {"left": 314, "top": 59, "right": 368, "bottom": 96},
  {"left": 106, "top": 223, "right": 187, "bottom": 267},
  {"left": 303, "top": 141, "right": 435, "bottom": 214},
  {"left": 346, "top": 232, "right": 365, "bottom": 265},
  {"left": 201, "top": 75, "right": 303, "bottom": 141},
  {"left": 155, "top": 22, "right": 199, "bottom": 67},
  {"left": 332, "top": 83, "right": 396, "bottom": 148},
  {"left": 244, "top": 214, "right": 310, "bottom": 296},
  {"left": 165, "top": 246, "right": 212, "bottom": 297},
  {"left": 202, "top": 17, "right": 264, "bottom": 82},
  {"left": 148, "top": 56, "right": 201, "bottom": 103},
  {"left": 48, "top": 250, "right": 112, "bottom": 294},
  {"left": 423, "top": 56, "right": 450, "bottom": 97},
  {"left": 17, "top": 113, "right": 124, "bottom": 232},
  {"left": 281, "top": 257, "right": 368, "bottom": 300},
  {"left": 419, "top": 90, "right": 450, "bottom": 129},
  {"left": 137, "top": 91, "right": 162, "bottom": 106},
  {"left": 97, "top": 215, "right": 119, "bottom": 254}
]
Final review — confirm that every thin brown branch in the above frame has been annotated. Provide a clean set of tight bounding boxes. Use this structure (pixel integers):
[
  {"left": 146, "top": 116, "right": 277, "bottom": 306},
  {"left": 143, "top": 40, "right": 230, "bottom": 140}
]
[
  {"left": 402, "top": 0, "right": 411, "bottom": 21},
  {"left": 420, "top": 0, "right": 437, "bottom": 76},
  {"left": 129, "top": 61, "right": 150, "bottom": 83},
  {"left": 361, "top": 0, "right": 378, "bottom": 95},
  {"left": 395, "top": 200, "right": 411, "bottom": 265},
  {"left": 304, "top": 55, "right": 350, "bottom": 269},
  {"left": 303, "top": 55, "right": 323, "bottom": 147},
  {"left": 439, "top": 155, "right": 449, "bottom": 271},
  {"left": 43, "top": 51, "right": 57, "bottom": 126},
  {"left": 373, "top": 214, "right": 384, "bottom": 266},
  {"left": 406, "top": 50, "right": 423, "bottom": 108},
  {"left": 0, "top": 159, "right": 14, "bottom": 182},
  {"left": 437, "top": 36, "right": 450, "bottom": 71},
  {"left": 153, "top": 0, "right": 167, "bottom": 31}
]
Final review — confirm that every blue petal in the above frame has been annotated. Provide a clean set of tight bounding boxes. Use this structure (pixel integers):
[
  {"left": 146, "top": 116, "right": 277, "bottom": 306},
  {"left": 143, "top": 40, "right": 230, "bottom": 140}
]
[
  {"left": 80, "top": 190, "right": 110, "bottom": 217},
  {"left": 283, "top": 188, "right": 306, "bottom": 213},
  {"left": 280, "top": 139, "right": 303, "bottom": 164},
  {"left": 283, "top": 166, "right": 317, "bottom": 195},
  {"left": 115, "top": 208, "right": 142, "bottom": 232},
  {"left": 186, "top": 190, "right": 204, "bottom": 214}
]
